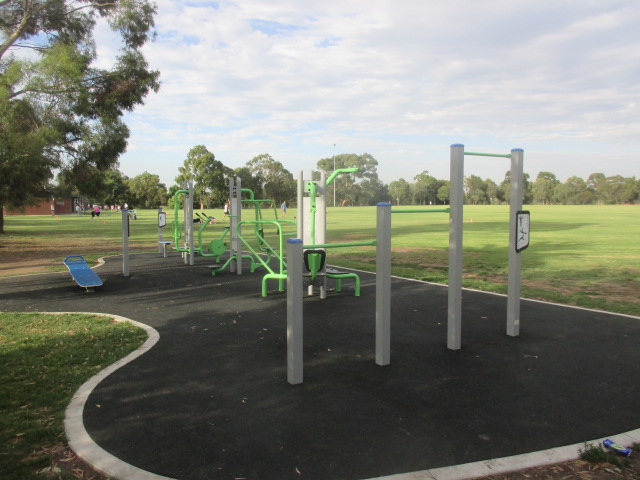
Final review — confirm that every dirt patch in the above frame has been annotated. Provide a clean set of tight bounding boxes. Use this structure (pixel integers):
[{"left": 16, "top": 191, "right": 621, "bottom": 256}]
[
  {"left": 28, "top": 443, "right": 110, "bottom": 479},
  {"left": 481, "top": 454, "right": 640, "bottom": 480},
  {"left": 0, "top": 245, "right": 154, "bottom": 277}
]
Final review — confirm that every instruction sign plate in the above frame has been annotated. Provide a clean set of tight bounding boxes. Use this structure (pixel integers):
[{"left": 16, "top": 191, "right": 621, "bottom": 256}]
[{"left": 515, "top": 210, "right": 530, "bottom": 252}]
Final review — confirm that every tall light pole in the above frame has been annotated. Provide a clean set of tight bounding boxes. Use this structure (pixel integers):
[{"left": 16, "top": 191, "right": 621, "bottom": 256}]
[{"left": 333, "top": 144, "right": 336, "bottom": 207}]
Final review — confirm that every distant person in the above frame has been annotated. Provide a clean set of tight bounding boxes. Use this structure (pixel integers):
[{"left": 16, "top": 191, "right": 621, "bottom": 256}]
[
  {"left": 223, "top": 201, "right": 229, "bottom": 220},
  {"left": 281, "top": 201, "right": 287, "bottom": 216},
  {"left": 50, "top": 203, "right": 55, "bottom": 216},
  {"left": 91, "top": 205, "right": 101, "bottom": 219}
]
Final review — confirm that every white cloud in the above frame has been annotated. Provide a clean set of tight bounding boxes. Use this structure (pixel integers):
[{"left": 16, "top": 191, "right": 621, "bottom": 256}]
[{"left": 113, "top": 0, "right": 639, "bottom": 186}]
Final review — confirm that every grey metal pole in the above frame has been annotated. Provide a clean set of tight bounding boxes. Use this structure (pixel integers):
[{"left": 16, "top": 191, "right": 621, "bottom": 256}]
[
  {"left": 122, "top": 210, "right": 129, "bottom": 277},
  {"left": 188, "top": 180, "right": 194, "bottom": 266},
  {"left": 287, "top": 238, "right": 304, "bottom": 384},
  {"left": 297, "top": 170, "right": 304, "bottom": 240},
  {"left": 448, "top": 144, "right": 464, "bottom": 350},
  {"left": 333, "top": 153, "right": 336, "bottom": 208},
  {"left": 318, "top": 171, "right": 327, "bottom": 299},
  {"left": 376, "top": 202, "right": 392, "bottom": 365},
  {"left": 507, "top": 149, "right": 524, "bottom": 337},
  {"left": 229, "top": 177, "right": 242, "bottom": 274}
]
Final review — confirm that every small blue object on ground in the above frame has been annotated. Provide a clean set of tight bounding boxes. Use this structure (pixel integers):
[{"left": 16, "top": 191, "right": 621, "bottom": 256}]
[
  {"left": 603, "top": 439, "right": 632, "bottom": 457},
  {"left": 63, "top": 255, "right": 103, "bottom": 290}
]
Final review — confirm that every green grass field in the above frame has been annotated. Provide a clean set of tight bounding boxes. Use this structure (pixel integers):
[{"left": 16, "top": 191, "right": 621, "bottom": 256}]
[{"left": 1, "top": 204, "right": 639, "bottom": 316}]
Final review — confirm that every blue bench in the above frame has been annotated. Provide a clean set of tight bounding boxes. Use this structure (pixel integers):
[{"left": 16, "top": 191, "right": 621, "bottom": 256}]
[{"left": 64, "top": 255, "right": 103, "bottom": 291}]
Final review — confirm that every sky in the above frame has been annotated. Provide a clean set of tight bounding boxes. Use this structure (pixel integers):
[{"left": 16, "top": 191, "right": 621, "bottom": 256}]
[{"left": 98, "top": 0, "right": 639, "bottom": 187}]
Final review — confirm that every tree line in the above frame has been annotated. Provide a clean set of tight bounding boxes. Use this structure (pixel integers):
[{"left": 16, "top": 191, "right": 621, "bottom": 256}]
[{"left": 86, "top": 145, "right": 640, "bottom": 211}]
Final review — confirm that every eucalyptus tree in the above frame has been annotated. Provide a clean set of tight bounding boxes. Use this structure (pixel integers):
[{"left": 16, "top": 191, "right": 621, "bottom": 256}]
[
  {"left": 176, "top": 145, "right": 232, "bottom": 208},
  {"left": 0, "top": 0, "right": 160, "bottom": 232}
]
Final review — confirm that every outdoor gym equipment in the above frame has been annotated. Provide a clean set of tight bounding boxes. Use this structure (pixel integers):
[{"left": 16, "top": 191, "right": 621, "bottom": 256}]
[
  {"left": 171, "top": 180, "right": 195, "bottom": 265},
  {"left": 211, "top": 177, "right": 287, "bottom": 280},
  {"left": 169, "top": 181, "right": 228, "bottom": 263},
  {"left": 285, "top": 144, "right": 529, "bottom": 383},
  {"left": 296, "top": 168, "right": 362, "bottom": 298},
  {"left": 285, "top": 203, "right": 445, "bottom": 384},
  {"left": 64, "top": 255, "right": 103, "bottom": 291},
  {"left": 448, "top": 144, "right": 527, "bottom": 349}
]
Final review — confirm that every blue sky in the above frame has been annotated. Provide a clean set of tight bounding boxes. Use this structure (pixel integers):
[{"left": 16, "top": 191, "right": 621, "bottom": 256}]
[{"left": 96, "top": 0, "right": 639, "bottom": 187}]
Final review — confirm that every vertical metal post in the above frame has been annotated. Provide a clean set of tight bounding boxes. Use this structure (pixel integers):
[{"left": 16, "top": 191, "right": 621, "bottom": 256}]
[
  {"left": 229, "top": 177, "right": 242, "bottom": 274},
  {"left": 187, "top": 180, "right": 194, "bottom": 266},
  {"left": 287, "top": 238, "right": 304, "bottom": 384},
  {"left": 448, "top": 144, "right": 464, "bottom": 350},
  {"left": 122, "top": 210, "right": 130, "bottom": 277},
  {"left": 376, "top": 203, "right": 392, "bottom": 365},
  {"left": 318, "top": 171, "right": 327, "bottom": 299},
  {"left": 296, "top": 171, "right": 304, "bottom": 240},
  {"left": 507, "top": 149, "right": 524, "bottom": 336},
  {"left": 158, "top": 209, "right": 163, "bottom": 254}
]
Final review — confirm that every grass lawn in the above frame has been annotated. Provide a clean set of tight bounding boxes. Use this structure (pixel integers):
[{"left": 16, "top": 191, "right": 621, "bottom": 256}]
[
  {"left": 1, "top": 204, "right": 639, "bottom": 315},
  {"left": 0, "top": 313, "right": 146, "bottom": 479},
  {"left": 323, "top": 204, "right": 640, "bottom": 316}
]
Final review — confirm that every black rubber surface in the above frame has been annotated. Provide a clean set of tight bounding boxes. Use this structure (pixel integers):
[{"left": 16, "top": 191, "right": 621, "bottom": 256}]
[{"left": 1, "top": 253, "right": 639, "bottom": 480}]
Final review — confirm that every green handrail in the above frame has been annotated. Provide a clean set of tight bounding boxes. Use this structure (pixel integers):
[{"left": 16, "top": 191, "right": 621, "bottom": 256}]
[
  {"left": 326, "top": 167, "right": 358, "bottom": 186},
  {"left": 302, "top": 241, "right": 376, "bottom": 249},
  {"left": 392, "top": 208, "right": 450, "bottom": 213},
  {"left": 236, "top": 219, "right": 297, "bottom": 296}
]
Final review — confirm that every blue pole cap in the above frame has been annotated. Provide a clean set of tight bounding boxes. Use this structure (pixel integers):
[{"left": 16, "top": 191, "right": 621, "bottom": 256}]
[
  {"left": 377, "top": 202, "right": 392, "bottom": 207},
  {"left": 451, "top": 143, "right": 464, "bottom": 148},
  {"left": 287, "top": 238, "right": 303, "bottom": 244},
  {"left": 511, "top": 148, "right": 524, "bottom": 152}
]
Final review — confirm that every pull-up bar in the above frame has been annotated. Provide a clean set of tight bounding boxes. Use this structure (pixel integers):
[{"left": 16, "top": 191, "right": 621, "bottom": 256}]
[
  {"left": 464, "top": 151, "right": 512, "bottom": 158},
  {"left": 448, "top": 144, "right": 525, "bottom": 351}
]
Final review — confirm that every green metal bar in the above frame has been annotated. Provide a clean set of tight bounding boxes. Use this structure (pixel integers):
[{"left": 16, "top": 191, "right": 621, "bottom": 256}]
[
  {"left": 302, "top": 241, "right": 376, "bottom": 249},
  {"left": 325, "top": 167, "right": 358, "bottom": 186},
  {"left": 464, "top": 151, "right": 511, "bottom": 158},
  {"left": 241, "top": 188, "right": 255, "bottom": 200},
  {"left": 392, "top": 208, "right": 450, "bottom": 213}
]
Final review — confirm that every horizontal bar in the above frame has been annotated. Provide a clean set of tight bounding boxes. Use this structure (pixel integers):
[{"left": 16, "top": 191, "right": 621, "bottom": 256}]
[
  {"left": 392, "top": 208, "right": 450, "bottom": 213},
  {"left": 464, "top": 151, "right": 511, "bottom": 158},
  {"left": 303, "top": 241, "right": 376, "bottom": 249}
]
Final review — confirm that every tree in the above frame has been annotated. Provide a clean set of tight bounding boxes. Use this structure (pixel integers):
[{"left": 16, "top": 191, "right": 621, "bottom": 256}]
[
  {"left": 587, "top": 173, "right": 608, "bottom": 204},
  {"left": 316, "top": 153, "right": 384, "bottom": 206},
  {"left": 175, "top": 145, "right": 232, "bottom": 208},
  {"left": 127, "top": 171, "right": 166, "bottom": 208},
  {"left": 464, "top": 175, "right": 487, "bottom": 205},
  {"left": 0, "top": 96, "right": 54, "bottom": 231},
  {"left": 485, "top": 179, "right": 501, "bottom": 204},
  {"left": 532, "top": 172, "right": 559, "bottom": 205},
  {"left": 232, "top": 166, "right": 263, "bottom": 199},
  {"left": 500, "top": 171, "right": 531, "bottom": 204},
  {"left": 412, "top": 171, "right": 439, "bottom": 205},
  {"left": 606, "top": 175, "right": 639, "bottom": 204},
  {"left": 0, "top": 0, "right": 160, "bottom": 232},
  {"left": 246, "top": 153, "right": 295, "bottom": 203},
  {"left": 554, "top": 176, "right": 588, "bottom": 205},
  {"left": 97, "top": 168, "right": 130, "bottom": 206},
  {"left": 389, "top": 178, "right": 411, "bottom": 205},
  {"left": 437, "top": 182, "right": 450, "bottom": 204}
]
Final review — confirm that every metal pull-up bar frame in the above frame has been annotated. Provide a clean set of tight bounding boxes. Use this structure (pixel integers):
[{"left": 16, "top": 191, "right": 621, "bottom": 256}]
[{"left": 448, "top": 144, "right": 525, "bottom": 350}]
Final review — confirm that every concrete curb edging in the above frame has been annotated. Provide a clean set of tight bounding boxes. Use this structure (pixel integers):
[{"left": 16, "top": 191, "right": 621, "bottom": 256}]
[
  {"left": 60, "top": 312, "right": 176, "bottom": 480},
  {"left": 366, "top": 430, "right": 640, "bottom": 479}
]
